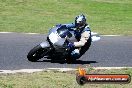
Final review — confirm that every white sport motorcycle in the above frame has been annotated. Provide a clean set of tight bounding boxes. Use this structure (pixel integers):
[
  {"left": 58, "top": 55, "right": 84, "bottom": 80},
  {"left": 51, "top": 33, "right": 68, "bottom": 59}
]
[{"left": 27, "top": 25, "right": 100, "bottom": 63}]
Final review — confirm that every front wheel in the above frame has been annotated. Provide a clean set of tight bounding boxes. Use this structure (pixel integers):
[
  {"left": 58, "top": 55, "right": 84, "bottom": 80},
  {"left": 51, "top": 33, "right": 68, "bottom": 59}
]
[{"left": 27, "top": 45, "right": 44, "bottom": 62}]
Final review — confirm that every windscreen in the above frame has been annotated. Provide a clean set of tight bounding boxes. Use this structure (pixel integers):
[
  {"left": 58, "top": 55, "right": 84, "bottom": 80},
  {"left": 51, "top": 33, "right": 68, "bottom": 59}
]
[{"left": 57, "top": 28, "right": 72, "bottom": 38}]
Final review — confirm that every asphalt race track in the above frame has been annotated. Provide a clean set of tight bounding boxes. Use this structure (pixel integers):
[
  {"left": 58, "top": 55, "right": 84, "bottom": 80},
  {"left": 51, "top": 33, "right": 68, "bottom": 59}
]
[{"left": 0, "top": 33, "right": 132, "bottom": 70}]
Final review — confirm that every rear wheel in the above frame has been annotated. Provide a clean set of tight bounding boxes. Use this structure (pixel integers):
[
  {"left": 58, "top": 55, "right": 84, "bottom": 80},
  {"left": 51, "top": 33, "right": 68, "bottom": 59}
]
[{"left": 27, "top": 45, "right": 47, "bottom": 62}]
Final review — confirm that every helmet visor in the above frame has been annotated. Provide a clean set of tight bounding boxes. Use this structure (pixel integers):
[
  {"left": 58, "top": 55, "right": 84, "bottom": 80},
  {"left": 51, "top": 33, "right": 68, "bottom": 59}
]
[{"left": 76, "top": 21, "right": 84, "bottom": 28}]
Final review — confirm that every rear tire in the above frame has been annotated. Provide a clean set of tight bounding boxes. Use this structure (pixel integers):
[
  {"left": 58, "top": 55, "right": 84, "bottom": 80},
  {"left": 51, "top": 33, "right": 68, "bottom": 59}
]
[{"left": 27, "top": 45, "right": 43, "bottom": 62}]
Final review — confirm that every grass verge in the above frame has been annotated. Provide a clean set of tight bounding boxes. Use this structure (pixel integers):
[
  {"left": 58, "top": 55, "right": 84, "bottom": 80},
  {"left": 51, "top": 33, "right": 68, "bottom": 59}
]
[
  {"left": 0, "top": 0, "right": 132, "bottom": 35},
  {"left": 0, "top": 68, "right": 132, "bottom": 88}
]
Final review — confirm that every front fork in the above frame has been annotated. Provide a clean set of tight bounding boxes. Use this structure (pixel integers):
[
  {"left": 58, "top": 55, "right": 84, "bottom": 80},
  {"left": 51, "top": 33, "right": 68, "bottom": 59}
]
[
  {"left": 40, "top": 40, "right": 54, "bottom": 58},
  {"left": 40, "top": 47, "right": 53, "bottom": 58}
]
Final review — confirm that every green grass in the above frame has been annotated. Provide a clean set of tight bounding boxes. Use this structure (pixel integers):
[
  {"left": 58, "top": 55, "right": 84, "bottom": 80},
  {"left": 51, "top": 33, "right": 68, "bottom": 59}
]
[
  {"left": 0, "top": 0, "right": 132, "bottom": 35},
  {"left": 0, "top": 68, "right": 132, "bottom": 88}
]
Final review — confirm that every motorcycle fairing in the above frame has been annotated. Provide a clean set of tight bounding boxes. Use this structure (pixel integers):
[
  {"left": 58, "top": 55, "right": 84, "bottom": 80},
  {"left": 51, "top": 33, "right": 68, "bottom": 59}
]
[{"left": 40, "top": 41, "right": 50, "bottom": 48}]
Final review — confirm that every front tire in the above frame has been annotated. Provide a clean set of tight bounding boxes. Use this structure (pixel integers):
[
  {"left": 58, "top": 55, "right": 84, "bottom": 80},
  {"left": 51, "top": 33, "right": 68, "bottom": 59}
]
[{"left": 27, "top": 45, "right": 43, "bottom": 62}]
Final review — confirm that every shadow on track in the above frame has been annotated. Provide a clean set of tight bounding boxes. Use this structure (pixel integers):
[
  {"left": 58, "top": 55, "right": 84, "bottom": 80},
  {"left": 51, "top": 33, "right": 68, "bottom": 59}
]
[{"left": 36, "top": 59, "right": 98, "bottom": 65}]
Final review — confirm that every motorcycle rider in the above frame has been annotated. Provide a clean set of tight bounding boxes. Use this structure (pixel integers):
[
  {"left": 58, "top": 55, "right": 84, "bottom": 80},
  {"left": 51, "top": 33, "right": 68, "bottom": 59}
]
[{"left": 56, "top": 14, "right": 91, "bottom": 59}]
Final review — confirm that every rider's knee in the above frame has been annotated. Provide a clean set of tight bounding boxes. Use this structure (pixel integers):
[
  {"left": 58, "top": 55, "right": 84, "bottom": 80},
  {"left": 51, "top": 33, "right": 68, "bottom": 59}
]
[{"left": 71, "top": 49, "right": 80, "bottom": 59}]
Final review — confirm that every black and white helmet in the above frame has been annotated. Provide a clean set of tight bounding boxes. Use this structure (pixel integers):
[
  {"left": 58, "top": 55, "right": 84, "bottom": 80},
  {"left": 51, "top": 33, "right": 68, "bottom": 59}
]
[{"left": 75, "top": 14, "right": 87, "bottom": 29}]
